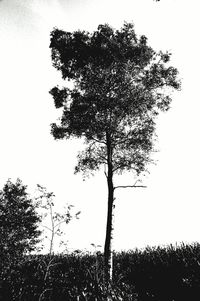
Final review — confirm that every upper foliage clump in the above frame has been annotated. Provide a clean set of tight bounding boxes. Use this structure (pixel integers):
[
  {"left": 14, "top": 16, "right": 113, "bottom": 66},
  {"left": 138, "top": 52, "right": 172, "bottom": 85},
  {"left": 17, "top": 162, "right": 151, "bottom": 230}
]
[{"left": 49, "top": 22, "right": 180, "bottom": 176}]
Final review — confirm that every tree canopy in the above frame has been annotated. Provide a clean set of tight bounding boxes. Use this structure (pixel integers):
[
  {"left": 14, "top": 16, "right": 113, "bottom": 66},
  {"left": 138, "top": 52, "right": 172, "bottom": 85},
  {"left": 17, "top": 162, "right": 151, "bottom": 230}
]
[
  {"left": 50, "top": 22, "right": 180, "bottom": 178},
  {"left": 0, "top": 179, "right": 41, "bottom": 264}
]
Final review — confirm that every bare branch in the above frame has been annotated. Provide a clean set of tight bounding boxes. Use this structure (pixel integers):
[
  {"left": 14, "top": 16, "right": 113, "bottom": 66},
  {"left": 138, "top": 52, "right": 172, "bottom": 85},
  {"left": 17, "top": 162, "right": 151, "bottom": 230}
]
[
  {"left": 41, "top": 225, "right": 52, "bottom": 232},
  {"left": 54, "top": 219, "right": 68, "bottom": 229},
  {"left": 114, "top": 184, "right": 147, "bottom": 190},
  {"left": 114, "top": 180, "right": 147, "bottom": 190}
]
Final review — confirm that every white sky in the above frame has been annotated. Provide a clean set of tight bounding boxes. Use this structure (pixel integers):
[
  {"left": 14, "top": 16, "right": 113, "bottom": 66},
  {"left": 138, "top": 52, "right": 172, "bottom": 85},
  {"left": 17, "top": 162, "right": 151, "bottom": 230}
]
[{"left": 0, "top": 0, "right": 200, "bottom": 253}]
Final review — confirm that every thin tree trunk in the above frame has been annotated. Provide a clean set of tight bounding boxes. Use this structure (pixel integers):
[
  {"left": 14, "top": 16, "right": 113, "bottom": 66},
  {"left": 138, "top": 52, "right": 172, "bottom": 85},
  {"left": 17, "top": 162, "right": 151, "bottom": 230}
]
[
  {"left": 104, "top": 132, "right": 114, "bottom": 283},
  {"left": 49, "top": 202, "right": 54, "bottom": 255},
  {"left": 104, "top": 174, "right": 114, "bottom": 281}
]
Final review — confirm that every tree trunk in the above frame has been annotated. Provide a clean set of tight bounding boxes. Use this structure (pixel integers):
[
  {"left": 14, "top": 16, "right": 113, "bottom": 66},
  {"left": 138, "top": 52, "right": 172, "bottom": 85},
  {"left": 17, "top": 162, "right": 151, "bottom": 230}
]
[
  {"left": 104, "top": 173, "right": 114, "bottom": 282},
  {"left": 104, "top": 132, "right": 114, "bottom": 283}
]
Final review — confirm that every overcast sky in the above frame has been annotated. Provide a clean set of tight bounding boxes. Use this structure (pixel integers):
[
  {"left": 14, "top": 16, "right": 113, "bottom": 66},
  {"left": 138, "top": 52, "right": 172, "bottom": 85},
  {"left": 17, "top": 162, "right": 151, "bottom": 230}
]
[{"left": 0, "top": 0, "right": 200, "bottom": 253}]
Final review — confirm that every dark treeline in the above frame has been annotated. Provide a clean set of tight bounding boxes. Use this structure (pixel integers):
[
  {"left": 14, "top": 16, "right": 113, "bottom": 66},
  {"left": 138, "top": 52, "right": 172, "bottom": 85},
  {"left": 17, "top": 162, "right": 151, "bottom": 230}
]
[{"left": 1, "top": 242, "right": 200, "bottom": 300}]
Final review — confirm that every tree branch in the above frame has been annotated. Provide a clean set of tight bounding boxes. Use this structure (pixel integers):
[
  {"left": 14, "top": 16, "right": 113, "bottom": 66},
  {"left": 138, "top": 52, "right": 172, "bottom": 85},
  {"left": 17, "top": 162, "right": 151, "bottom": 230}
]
[
  {"left": 54, "top": 219, "right": 68, "bottom": 229},
  {"left": 91, "top": 137, "right": 106, "bottom": 145},
  {"left": 41, "top": 225, "right": 52, "bottom": 232},
  {"left": 113, "top": 164, "right": 135, "bottom": 173},
  {"left": 97, "top": 153, "right": 107, "bottom": 163},
  {"left": 114, "top": 184, "right": 147, "bottom": 190},
  {"left": 114, "top": 180, "right": 147, "bottom": 190}
]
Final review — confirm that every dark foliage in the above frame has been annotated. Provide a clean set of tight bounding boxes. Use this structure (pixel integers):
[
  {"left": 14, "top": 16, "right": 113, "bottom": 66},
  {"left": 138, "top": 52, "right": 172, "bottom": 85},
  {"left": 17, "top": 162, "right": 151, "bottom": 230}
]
[
  {"left": 49, "top": 22, "right": 180, "bottom": 177},
  {"left": 2, "top": 243, "right": 200, "bottom": 300},
  {"left": 115, "top": 243, "right": 200, "bottom": 301},
  {"left": 0, "top": 179, "right": 41, "bottom": 280}
]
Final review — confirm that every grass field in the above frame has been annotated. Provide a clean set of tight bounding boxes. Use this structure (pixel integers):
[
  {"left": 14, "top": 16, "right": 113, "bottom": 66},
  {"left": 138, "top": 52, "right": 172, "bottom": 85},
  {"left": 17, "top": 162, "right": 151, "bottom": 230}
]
[{"left": 1, "top": 242, "right": 200, "bottom": 300}]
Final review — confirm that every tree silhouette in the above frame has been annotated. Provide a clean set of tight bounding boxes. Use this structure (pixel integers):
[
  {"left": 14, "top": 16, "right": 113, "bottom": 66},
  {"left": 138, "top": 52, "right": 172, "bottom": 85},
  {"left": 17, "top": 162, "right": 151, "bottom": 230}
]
[
  {"left": 0, "top": 179, "right": 41, "bottom": 266},
  {"left": 49, "top": 22, "right": 180, "bottom": 281}
]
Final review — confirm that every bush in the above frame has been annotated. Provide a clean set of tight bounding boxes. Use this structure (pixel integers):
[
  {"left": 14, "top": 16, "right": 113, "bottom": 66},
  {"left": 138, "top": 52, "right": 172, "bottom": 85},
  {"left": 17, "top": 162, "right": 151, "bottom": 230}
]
[{"left": 0, "top": 179, "right": 41, "bottom": 264}]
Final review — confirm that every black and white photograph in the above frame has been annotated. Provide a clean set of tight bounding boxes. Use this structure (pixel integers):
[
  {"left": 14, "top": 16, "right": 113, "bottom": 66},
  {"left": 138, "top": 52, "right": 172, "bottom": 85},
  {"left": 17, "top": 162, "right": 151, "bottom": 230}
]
[{"left": 0, "top": 0, "right": 200, "bottom": 300}]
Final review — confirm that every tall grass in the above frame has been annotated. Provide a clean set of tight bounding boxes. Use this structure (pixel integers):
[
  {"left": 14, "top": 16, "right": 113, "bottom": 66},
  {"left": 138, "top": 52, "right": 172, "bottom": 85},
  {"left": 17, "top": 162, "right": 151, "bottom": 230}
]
[{"left": 1, "top": 243, "right": 200, "bottom": 300}]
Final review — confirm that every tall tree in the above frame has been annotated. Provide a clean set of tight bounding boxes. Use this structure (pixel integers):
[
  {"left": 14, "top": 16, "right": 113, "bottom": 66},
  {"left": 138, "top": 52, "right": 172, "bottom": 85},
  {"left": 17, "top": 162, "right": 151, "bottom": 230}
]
[
  {"left": 49, "top": 22, "right": 180, "bottom": 280},
  {"left": 0, "top": 179, "right": 41, "bottom": 266}
]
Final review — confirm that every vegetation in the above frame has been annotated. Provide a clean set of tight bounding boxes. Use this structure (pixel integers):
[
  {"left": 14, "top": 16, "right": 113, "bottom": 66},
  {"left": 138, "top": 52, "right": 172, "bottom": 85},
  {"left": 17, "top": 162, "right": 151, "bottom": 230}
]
[
  {"left": 1, "top": 243, "right": 200, "bottom": 300},
  {"left": 34, "top": 185, "right": 81, "bottom": 300},
  {"left": 0, "top": 180, "right": 82, "bottom": 300},
  {"left": 0, "top": 179, "right": 41, "bottom": 267},
  {"left": 49, "top": 22, "right": 180, "bottom": 280},
  {"left": 35, "top": 184, "right": 81, "bottom": 255}
]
